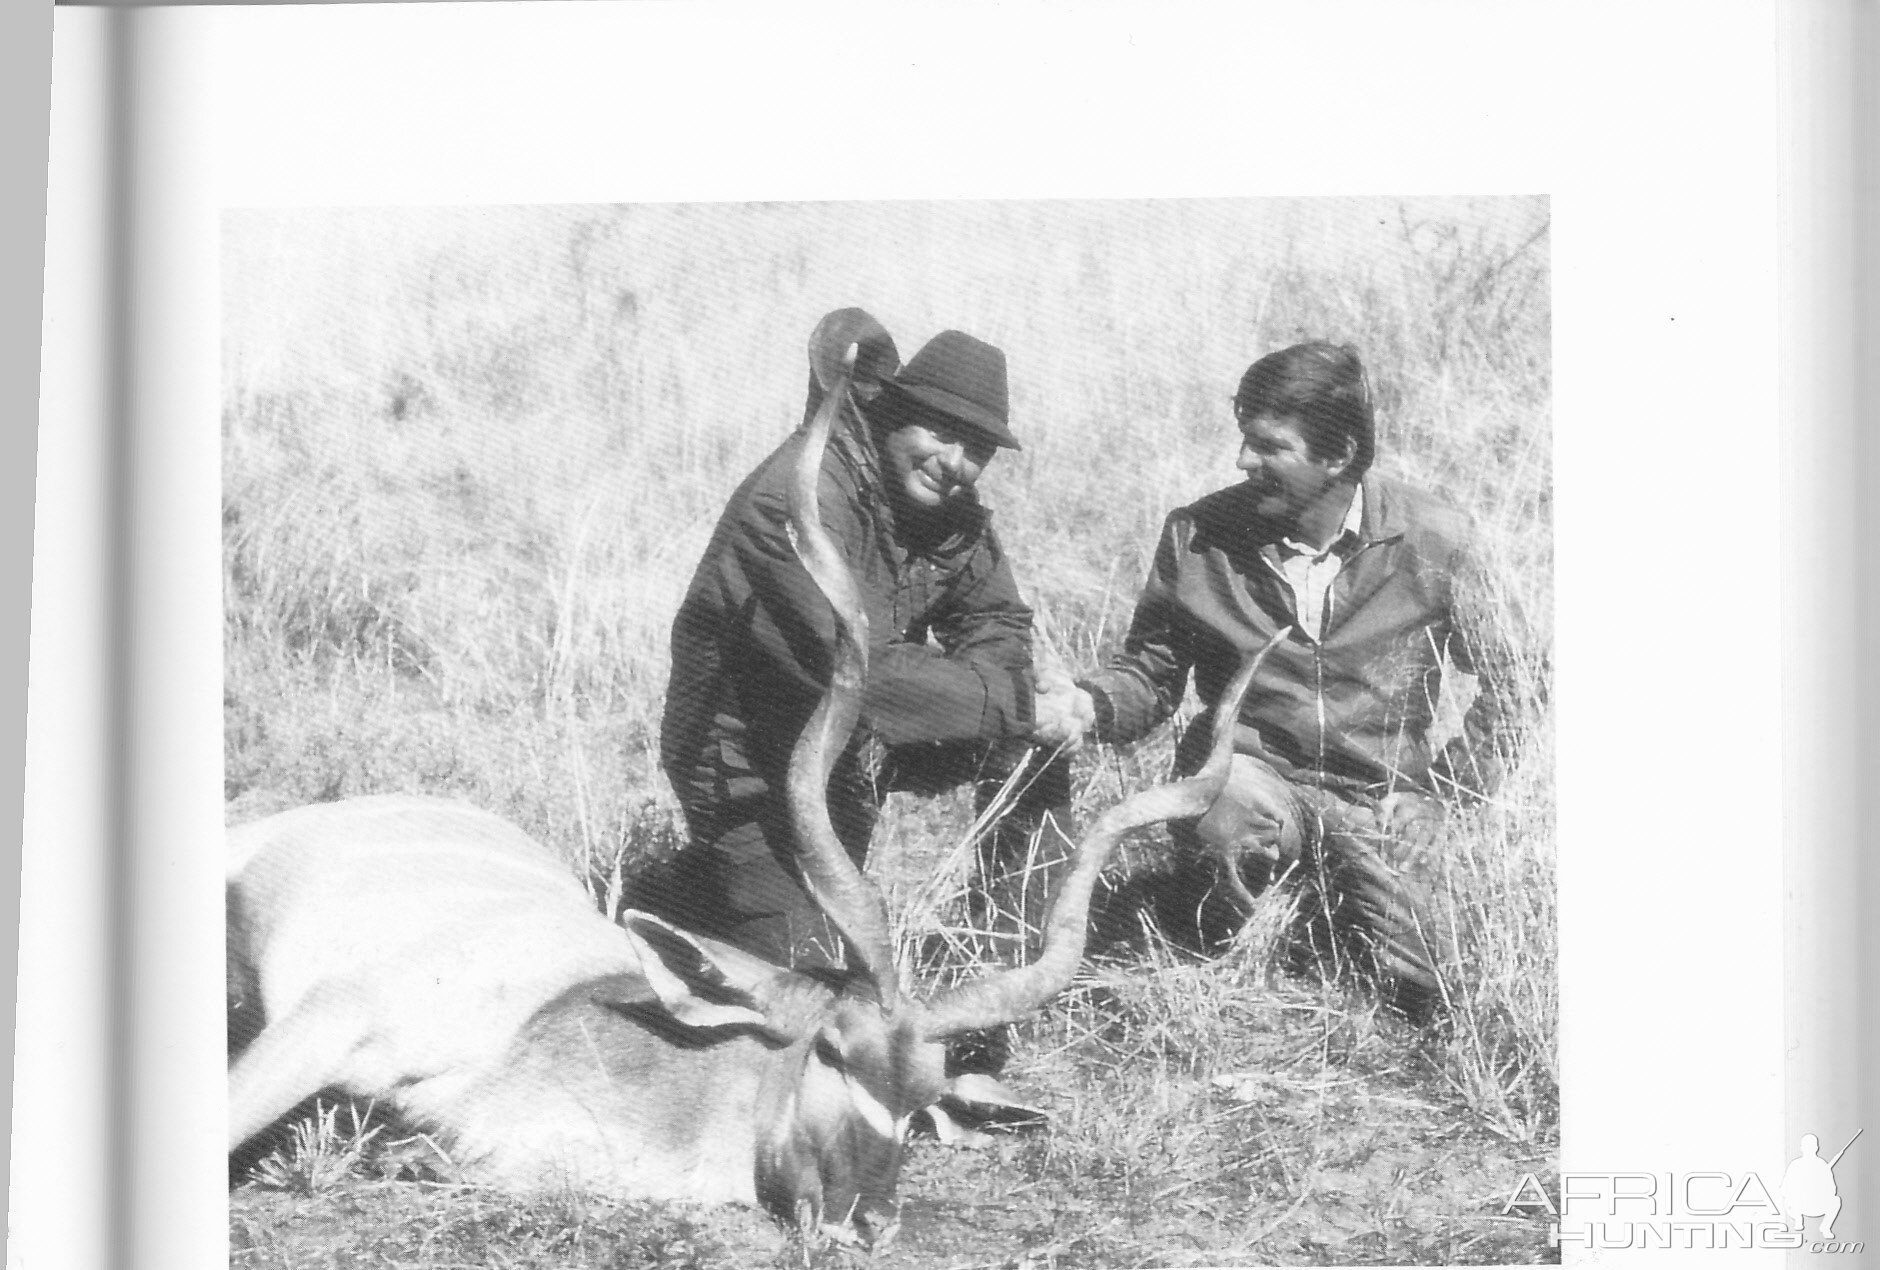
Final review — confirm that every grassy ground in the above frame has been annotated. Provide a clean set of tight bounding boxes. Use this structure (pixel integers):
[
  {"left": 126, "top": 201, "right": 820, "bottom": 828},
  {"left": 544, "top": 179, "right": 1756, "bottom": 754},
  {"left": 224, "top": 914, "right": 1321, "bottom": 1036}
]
[{"left": 224, "top": 197, "right": 1554, "bottom": 1266}]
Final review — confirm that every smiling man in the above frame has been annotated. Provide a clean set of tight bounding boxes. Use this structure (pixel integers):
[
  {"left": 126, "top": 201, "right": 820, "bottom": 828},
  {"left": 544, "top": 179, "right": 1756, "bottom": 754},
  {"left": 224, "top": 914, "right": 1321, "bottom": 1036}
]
[
  {"left": 1038, "top": 341, "right": 1525, "bottom": 1020},
  {"left": 647, "top": 314, "right": 1083, "bottom": 985}
]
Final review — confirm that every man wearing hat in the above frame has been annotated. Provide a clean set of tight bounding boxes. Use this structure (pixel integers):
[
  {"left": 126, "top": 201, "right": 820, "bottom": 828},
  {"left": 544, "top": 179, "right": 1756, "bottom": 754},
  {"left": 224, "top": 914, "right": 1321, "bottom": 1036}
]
[{"left": 646, "top": 311, "right": 1086, "bottom": 977}]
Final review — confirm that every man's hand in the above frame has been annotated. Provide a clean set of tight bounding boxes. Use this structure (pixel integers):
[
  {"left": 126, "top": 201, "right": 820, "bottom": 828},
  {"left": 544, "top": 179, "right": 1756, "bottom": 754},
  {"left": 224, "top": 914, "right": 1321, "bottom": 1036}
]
[
  {"left": 1194, "top": 754, "right": 1302, "bottom": 869},
  {"left": 1030, "top": 666, "right": 1096, "bottom": 752},
  {"left": 1376, "top": 790, "right": 1444, "bottom": 851},
  {"left": 1193, "top": 799, "right": 1288, "bottom": 867}
]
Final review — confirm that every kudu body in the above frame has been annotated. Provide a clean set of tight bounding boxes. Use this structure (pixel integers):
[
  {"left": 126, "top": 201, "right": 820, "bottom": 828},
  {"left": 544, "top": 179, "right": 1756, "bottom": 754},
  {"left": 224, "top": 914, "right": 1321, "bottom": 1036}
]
[{"left": 227, "top": 311, "right": 1277, "bottom": 1238}]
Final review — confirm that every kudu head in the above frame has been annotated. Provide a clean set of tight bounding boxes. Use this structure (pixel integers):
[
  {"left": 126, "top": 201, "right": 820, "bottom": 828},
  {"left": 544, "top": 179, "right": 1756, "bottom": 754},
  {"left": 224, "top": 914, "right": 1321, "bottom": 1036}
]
[{"left": 625, "top": 314, "right": 1282, "bottom": 1244}]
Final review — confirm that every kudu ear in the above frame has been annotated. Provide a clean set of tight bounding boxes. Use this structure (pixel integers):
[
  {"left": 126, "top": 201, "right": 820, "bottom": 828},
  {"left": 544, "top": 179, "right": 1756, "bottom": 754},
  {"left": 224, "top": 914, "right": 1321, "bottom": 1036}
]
[
  {"left": 914, "top": 1073, "right": 1050, "bottom": 1148},
  {"left": 941, "top": 1072, "right": 1049, "bottom": 1127},
  {"left": 618, "top": 911, "right": 801, "bottom": 1039}
]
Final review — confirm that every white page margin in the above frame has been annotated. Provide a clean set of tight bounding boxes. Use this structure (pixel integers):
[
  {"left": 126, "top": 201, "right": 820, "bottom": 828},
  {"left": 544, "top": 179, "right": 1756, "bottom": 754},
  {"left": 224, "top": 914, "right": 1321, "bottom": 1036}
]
[{"left": 91, "top": 3, "right": 1811, "bottom": 1266}]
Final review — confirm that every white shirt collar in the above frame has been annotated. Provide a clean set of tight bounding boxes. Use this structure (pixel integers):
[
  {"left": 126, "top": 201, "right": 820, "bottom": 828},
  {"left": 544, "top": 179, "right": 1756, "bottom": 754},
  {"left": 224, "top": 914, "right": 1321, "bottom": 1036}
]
[{"left": 1278, "top": 481, "right": 1364, "bottom": 559}]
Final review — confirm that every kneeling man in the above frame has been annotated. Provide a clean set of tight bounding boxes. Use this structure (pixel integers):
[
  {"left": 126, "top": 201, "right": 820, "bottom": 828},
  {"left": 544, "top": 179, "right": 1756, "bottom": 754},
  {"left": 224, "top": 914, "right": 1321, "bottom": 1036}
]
[
  {"left": 1041, "top": 342, "right": 1529, "bottom": 1019},
  {"left": 646, "top": 310, "right": 1080, "bottom": 976}
]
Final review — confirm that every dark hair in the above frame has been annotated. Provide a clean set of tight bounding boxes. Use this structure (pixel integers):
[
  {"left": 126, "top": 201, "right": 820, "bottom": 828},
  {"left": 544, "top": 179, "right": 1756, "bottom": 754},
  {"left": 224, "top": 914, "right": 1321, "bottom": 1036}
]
[{"left": 1234, "top": 342, "right": 1375, "bottom": 477}]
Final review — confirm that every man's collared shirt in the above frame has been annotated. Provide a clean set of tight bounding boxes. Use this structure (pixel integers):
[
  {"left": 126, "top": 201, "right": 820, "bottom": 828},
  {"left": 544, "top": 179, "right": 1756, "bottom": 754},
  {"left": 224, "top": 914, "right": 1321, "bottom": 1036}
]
[{"left": 1263, "top": 484, "right": 1365, "bottom": 642}]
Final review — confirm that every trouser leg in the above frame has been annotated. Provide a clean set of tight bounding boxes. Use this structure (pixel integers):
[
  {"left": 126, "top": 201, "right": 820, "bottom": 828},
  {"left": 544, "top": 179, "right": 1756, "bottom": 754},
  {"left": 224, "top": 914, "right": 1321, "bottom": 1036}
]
[
  {"left": 1295, "top": 792, "right": 1454, "bottom": 1020},
  {"left": 1171, "top": 747, "right": 1454, "bottom": 1019}
]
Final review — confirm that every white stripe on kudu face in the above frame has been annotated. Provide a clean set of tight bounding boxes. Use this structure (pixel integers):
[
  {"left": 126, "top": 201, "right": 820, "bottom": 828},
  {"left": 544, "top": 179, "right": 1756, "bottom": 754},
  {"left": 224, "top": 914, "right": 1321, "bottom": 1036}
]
[{"left": 841, "top": 1069, "right": 900, "bottom": 1140}]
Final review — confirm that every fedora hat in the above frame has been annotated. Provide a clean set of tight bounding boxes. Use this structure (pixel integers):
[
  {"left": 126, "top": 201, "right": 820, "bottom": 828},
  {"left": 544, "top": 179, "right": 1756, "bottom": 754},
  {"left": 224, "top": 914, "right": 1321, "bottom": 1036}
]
[{"left": 881, "top": 330, "right": 1020, "bottom": 450}]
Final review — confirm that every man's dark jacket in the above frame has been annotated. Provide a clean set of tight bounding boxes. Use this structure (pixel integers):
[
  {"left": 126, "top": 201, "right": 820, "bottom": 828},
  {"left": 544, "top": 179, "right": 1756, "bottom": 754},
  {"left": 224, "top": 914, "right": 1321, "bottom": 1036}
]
[
  {"left": 661, "top": 415, "right": 1036, "bottom": 842},
  {"left": 1084, "top": 473, "right": 1519, "bottom": 801}
]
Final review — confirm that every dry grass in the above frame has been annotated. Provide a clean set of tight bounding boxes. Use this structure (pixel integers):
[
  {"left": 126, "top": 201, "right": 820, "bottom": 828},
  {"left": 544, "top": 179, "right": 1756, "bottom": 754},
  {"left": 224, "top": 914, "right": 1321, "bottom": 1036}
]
[
  {"left": 224, "top": 196, "right": 1554, "bottom": 1265},
  {"left": 245, "top": 1101, "right": 383, "bottom": 1196}
]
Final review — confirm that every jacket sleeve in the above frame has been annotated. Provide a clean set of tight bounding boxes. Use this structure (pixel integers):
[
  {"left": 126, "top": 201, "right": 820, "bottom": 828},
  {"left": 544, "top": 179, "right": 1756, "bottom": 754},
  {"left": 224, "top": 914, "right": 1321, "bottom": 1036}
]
[
  {"left": 1428, "top": 537, "right": 1539, "bottom": 800},
  {"left": 734, "top": 465, "right": 1035, "bottom": 751},
  {"left": 869, "top": 524, "right": 1035, "bottom": 746},
  {"left": 1080, "top": 512, "right": 1194, "bottom": 746}
]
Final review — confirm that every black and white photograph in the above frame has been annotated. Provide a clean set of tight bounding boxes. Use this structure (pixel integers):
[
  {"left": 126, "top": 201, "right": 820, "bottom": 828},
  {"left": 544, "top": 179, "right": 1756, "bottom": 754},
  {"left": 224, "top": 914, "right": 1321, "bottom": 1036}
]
[{"left": 222, "top": 197, "right": 1554, "bottom": 1265}]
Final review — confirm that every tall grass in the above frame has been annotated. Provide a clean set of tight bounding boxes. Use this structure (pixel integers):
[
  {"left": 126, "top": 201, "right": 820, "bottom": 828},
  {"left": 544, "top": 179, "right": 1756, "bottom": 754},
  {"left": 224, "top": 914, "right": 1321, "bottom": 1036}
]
[{"left": 223, "top": 197, "right": 1553, "bottom": 1156}]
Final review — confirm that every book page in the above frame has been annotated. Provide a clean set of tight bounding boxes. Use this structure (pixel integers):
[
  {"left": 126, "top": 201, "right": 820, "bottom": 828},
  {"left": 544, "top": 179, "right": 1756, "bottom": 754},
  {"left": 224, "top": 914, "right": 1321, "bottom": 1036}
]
[{"left": 27, "top": 2, "right": 1860, "bottom": 1267}]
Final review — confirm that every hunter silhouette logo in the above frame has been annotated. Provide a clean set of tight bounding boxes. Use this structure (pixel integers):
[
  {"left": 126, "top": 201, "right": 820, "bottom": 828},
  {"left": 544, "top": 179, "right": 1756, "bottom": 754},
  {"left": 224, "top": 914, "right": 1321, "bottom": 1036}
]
[{"left": 1782, "top": 1131, "right": 1860, "bottom": 1241}]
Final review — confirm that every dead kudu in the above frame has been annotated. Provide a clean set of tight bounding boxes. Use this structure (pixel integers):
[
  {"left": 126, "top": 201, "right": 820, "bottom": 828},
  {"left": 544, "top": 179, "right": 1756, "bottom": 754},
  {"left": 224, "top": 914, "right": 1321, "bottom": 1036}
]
[{"left": 225, "top": 318, "right": 1275, "bottom": 1242}]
